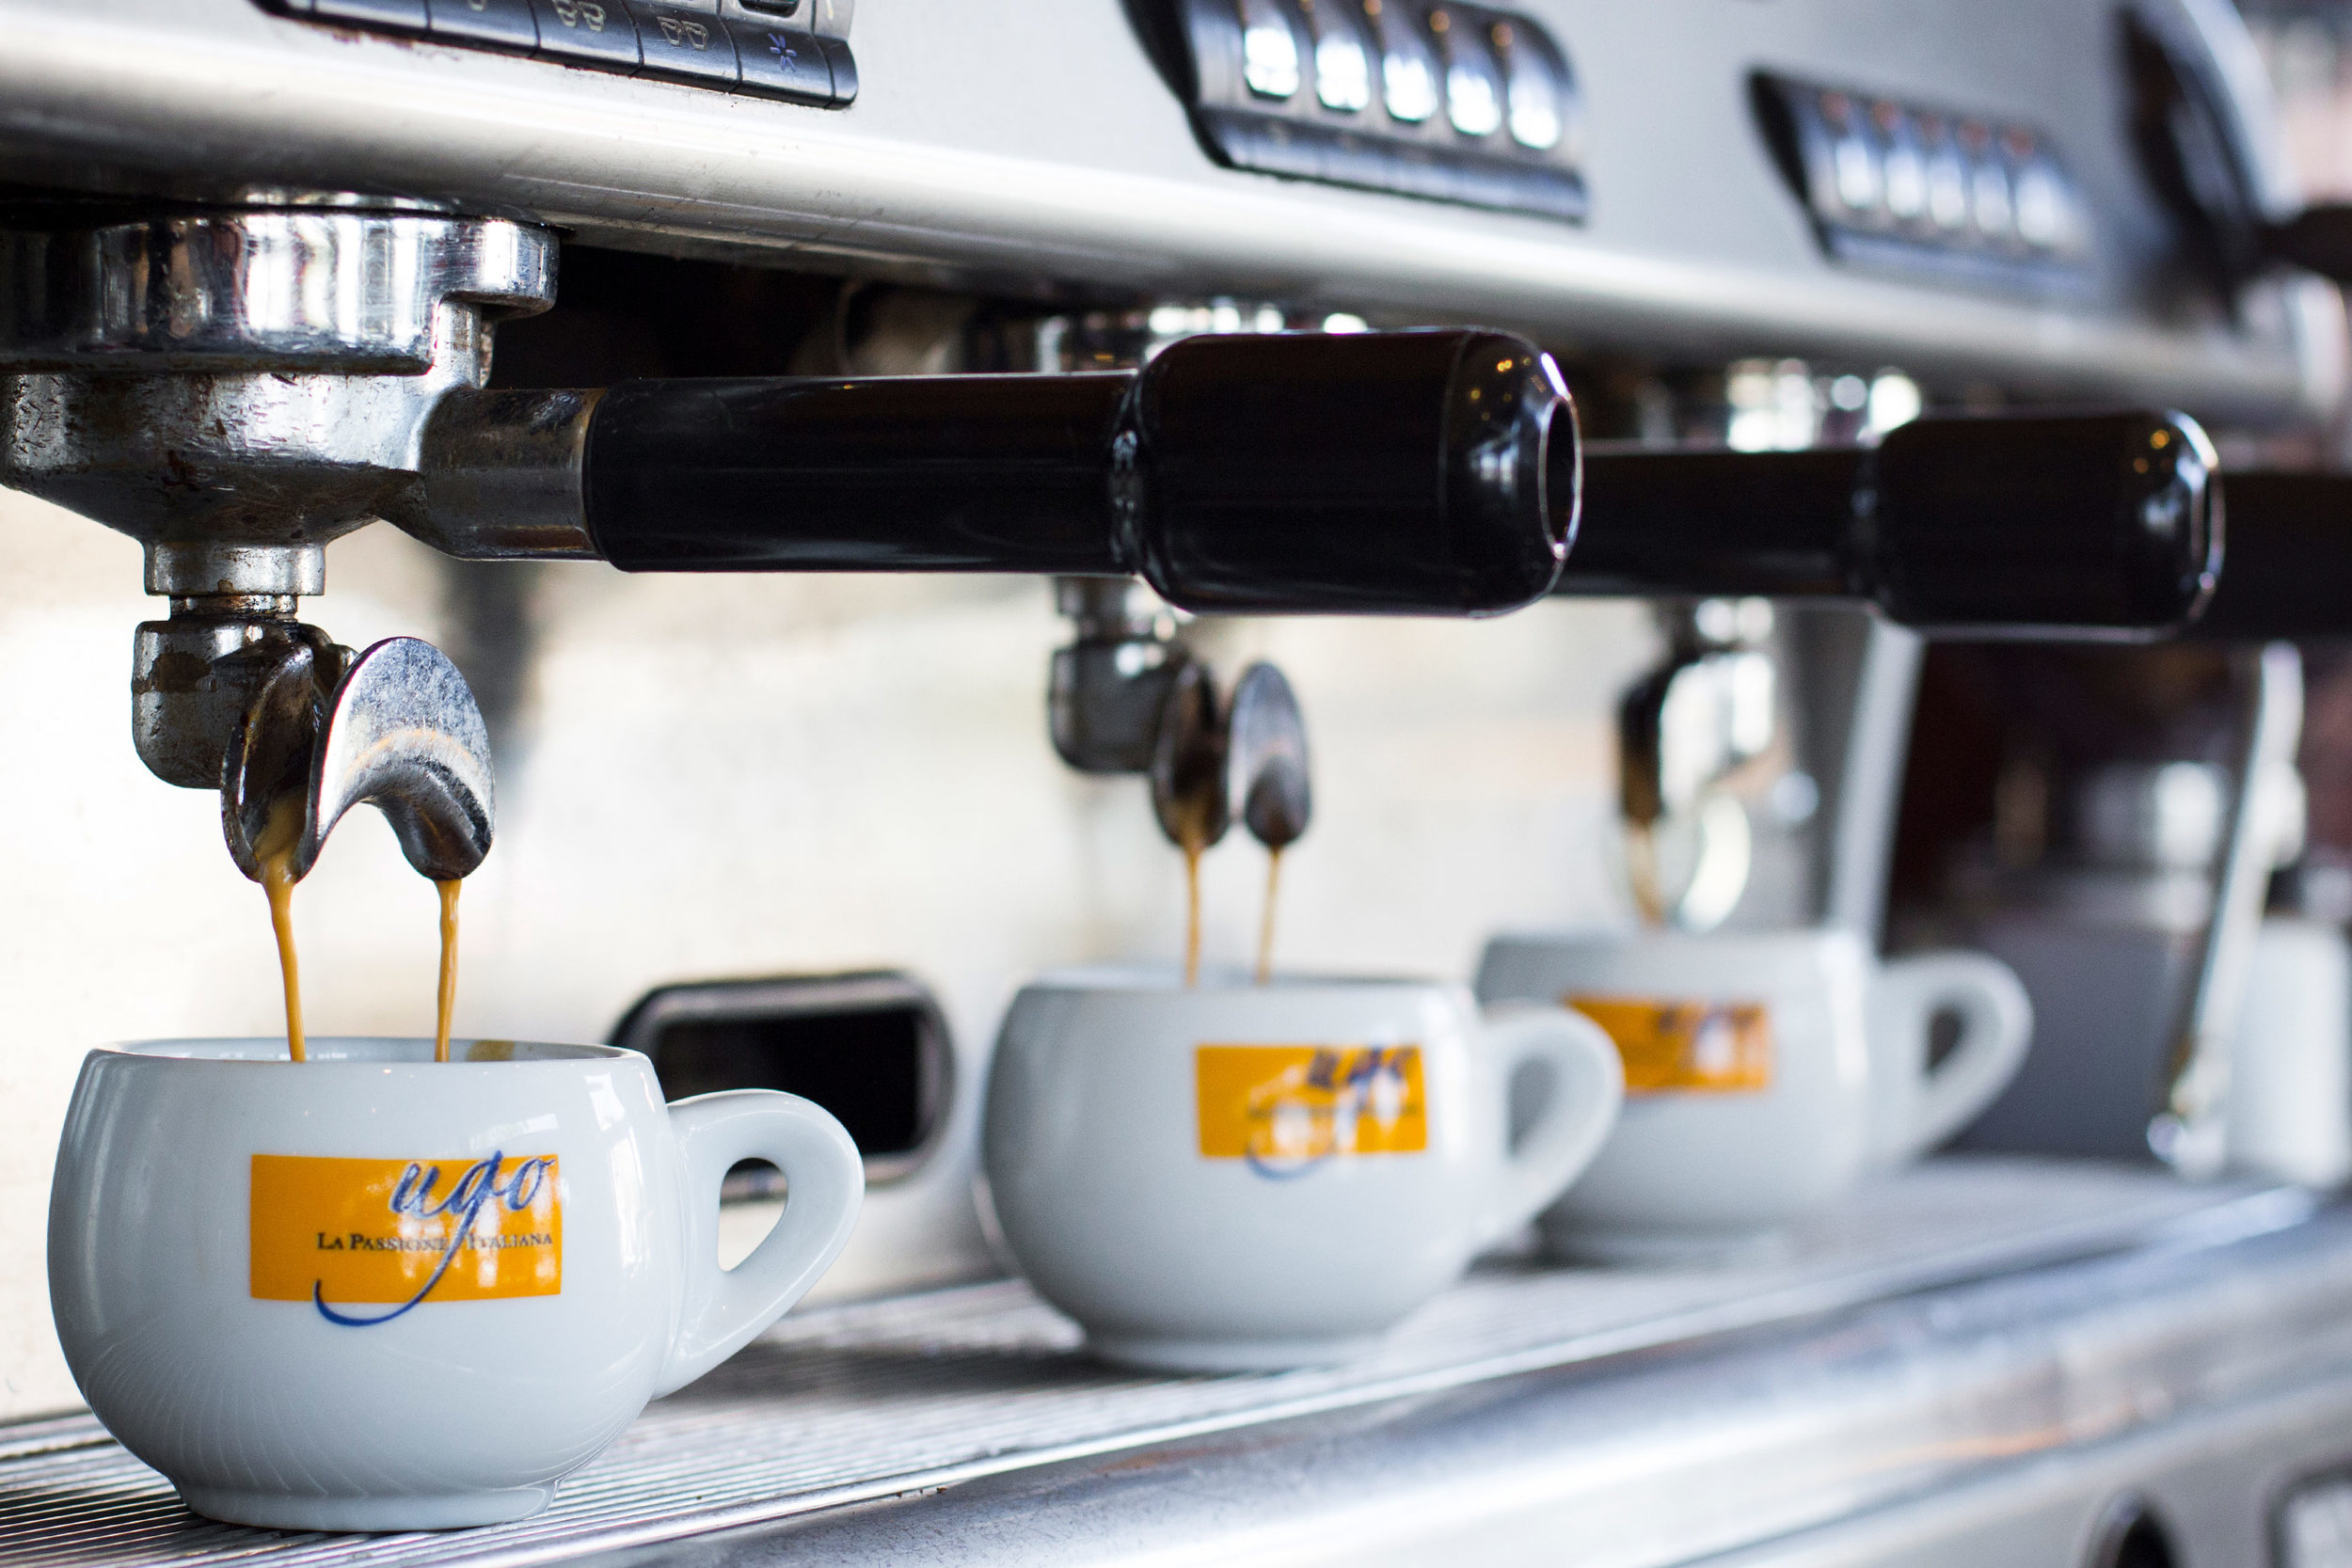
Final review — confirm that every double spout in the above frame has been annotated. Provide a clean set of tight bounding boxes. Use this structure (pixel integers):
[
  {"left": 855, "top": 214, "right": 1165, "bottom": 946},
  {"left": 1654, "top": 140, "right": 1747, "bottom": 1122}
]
[
  {"left": 1149, "top": 659, "right": 1313, "bottom": 861},
  {"left": 221, "top": 637, "right": 494, "bottom": 886}
]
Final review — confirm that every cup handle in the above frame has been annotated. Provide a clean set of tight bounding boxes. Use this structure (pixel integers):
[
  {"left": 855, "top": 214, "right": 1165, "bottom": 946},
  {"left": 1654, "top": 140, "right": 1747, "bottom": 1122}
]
[
  {"left": 654, "top": 1090, "right": 866, "bottom": 1398},
  {"left": 1874, "top": 951, "right": 2034, "bottom": 1164},
  {"left": 1477, "top": 1002, "right": 1626, "bottom": 1247}
]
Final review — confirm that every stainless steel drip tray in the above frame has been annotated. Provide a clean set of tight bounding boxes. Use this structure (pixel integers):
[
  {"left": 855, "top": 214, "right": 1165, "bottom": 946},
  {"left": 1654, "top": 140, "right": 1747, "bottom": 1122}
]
[{"left": 0, "top": 1159, "right": 2330, "bottom": 1566}]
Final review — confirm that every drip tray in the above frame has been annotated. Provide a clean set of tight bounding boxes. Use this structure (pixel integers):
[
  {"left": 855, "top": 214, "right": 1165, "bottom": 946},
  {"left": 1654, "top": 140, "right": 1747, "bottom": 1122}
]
[{"left": 0, "top": 1159, "right": 2317, "bottom": 1566}]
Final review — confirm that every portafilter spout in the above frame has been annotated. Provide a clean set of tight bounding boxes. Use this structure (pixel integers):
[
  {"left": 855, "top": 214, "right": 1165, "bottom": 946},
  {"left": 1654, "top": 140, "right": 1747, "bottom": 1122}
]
[
  {"left": 1151, "top": 662, "right": 1232, "bottom": 854},
  {"left": 1226, "top": 662, "right": 1311, "bottom": 853},
  {"left": 223, "top": 637, "right": 495, "bottom": 885},
  {"left": 1148, "top": 658, "right": 1313, "bottom": 854}
]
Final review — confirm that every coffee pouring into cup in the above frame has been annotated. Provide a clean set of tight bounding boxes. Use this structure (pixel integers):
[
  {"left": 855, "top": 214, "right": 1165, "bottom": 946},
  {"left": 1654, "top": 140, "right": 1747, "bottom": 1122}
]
[
  {"left": 991, "top": 658, "right": 1623, "bottom": 1367},
  {"left": 221, "top": 633, "right": 500, "bottom": 1064},
  {"left": 51, "top": 1036, "right": 865, "bottom": 1531},
  {"left": 1151, "top": 658, "right": 1313, "bottom": 986},
  {"left": 51, "top": 620, "right": 872, "bottom": 1532},
  {"left": 52, "top": 625, "right": 870, "bottom": 1533}
]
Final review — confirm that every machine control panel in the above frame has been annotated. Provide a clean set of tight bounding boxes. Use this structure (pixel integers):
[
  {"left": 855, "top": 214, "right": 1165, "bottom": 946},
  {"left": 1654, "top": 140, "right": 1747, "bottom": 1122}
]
[
  {"left": 1166, "top": 0, "right": 1583, "bottom": 222},
  {"left": 1758, "top": 75, "right": 2090, "bottom": 292},
  {"left": 254, "top": 0, "right": 856, "bottom": 106}
]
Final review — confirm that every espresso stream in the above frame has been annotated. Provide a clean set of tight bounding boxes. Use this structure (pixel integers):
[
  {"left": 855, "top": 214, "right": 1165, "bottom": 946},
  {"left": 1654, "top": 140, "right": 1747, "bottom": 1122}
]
[
  {"left": 254, "top": 797, "right": 466, "bottom": 1063},
  {"left": 435, "top": 879, "right": 462, "bottom": 1064},
  {"left": 255, "top": 797, "right": 309, "bottom": 1064},
  {"left": 1254, "top": 847, "right": 1283, "bottom": 986},
  {"left": 1182, "top": 835, "right": 1206, "bottom": 989},
  {"left": 1625, "top": 822, "right": 1668, "bottom": 928},
  {"left": 1173, "top": 826, "right": 1285, "bottom": 988}
]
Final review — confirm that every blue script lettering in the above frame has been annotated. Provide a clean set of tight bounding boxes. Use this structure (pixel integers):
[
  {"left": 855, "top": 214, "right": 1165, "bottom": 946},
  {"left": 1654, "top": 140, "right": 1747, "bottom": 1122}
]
[
  {"left": 313, "top": 1150, "right": 554, "bottom": 1326},
  {"left": 1244, "top": 1049, "right": 1409, "bottom": 1180}
]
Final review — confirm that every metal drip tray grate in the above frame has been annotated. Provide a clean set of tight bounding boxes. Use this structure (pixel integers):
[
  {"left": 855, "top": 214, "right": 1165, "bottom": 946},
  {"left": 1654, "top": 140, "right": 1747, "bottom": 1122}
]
[{"left": 0, "top": 1159, "right": 2311, "bottom": 1567}]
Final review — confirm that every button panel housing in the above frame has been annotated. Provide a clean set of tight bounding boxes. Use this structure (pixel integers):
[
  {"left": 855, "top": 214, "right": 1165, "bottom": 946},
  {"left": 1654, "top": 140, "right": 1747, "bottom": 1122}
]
[
  {"left": 1168, "top": 0, "right": 1585, "bottom": 223},
  {"left": 1757, "top": 74, "right": 2090, "bottom": 293},
  {"left": 252, "top": 0, "right": 854, "bottom": 106}
]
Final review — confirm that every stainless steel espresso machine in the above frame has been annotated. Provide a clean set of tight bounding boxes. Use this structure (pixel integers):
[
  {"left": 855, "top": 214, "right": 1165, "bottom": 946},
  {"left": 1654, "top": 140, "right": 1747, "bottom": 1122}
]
[{"left": 9, "top": 1, "right": 2352, "bottom": 1564}]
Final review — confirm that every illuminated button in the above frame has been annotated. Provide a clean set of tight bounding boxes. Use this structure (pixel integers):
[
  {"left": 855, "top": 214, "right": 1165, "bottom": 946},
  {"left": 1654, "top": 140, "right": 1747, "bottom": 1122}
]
[
  {"left": 1815, "top": 92, "right": 1880, "bottom": 216},
  {"left": 2003, "top": 131, "right": 2071, "bottom": 252},
  {"left": 1920, "top": 119, "right": 1970, "bottom": 231},
  {"left": 1962, "top": 124, "right": 2013, "bottom": 241},
  {"left": 1306, "top": 2, "right": 1373, "bottom": 112},
  {"left": 1877, "top": 105, "right": 1926, "bottom": 223},
  {"left": 2013, "top": 159, "right": 2070, "bottom": 250},
  {"left": 1367, "top": 0, "right": 1438, "bottom": 123},
  {"left": 1493, "top": 22, "right": 1564, "bottom": 151},
  {"left": 1237, "top": 0, "right": 1302, "bottom": 100},
  {"left": 1834, "top": 129, "right": 1880, "bottom": 214},
  {"left": 1429, "top": 10, "right": 1502, "bottom": 136}
]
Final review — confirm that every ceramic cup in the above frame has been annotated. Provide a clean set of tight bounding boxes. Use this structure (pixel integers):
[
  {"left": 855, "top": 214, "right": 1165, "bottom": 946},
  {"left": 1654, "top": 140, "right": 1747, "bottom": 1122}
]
[
  {"left": 982, "top": 969, "right": 1624, "bottom": 1370},
  {"left": 1475, "top": 928, "right": 2030, "bottom": 1261},
  {"left": 48, "top": 1037, "right": 866, "bottom": 1532}
]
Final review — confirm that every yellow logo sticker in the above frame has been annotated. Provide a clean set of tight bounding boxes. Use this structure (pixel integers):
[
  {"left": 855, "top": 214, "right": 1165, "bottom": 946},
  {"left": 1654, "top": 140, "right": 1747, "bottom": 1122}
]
[
  {"left": 250, "top": 1152, "right": 562, "bottom": 1325},
  {"left": 1196, "top": 1045, "right": 1427, "bottom": 1175},
  {"left": 1567, "top": 994, "right": 1772, "bottom": 1095}
]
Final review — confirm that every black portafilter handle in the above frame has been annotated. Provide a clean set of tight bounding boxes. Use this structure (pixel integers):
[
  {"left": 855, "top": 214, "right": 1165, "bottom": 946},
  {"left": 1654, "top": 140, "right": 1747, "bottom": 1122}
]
[
  {"left": 2189, "top": 470, "right": 2352, "bottom": 640},
  {"left": 1559, "top": 411, "right": 2221, "bottom": 635},
  {"left": 580, "top": 329, "right": 1577, "bottom": 616}
]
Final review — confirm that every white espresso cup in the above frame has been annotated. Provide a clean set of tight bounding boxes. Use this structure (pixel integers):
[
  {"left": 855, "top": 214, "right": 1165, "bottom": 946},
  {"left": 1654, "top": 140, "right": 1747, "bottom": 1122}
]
[
  {"left": 983, "top": 969, "right": 1624, "bottom": 1370},
  {"left": 1475, "top": 929, "right": 2030, "bottom": 1260},
  {"left": 48, "top": 1037, "right": 866, "bottom": 1532}
]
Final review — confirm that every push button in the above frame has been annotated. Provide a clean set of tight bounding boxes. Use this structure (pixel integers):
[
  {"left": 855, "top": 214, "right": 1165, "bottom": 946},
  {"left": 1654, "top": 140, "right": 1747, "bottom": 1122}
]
[
  {"left": 732, "top": 22, "right": 833, "bottom": 103},
  {"left": 1309, "top": 7, "right": 1374, "bottom": 114},
  {"left": 313, "top": 0, "right": 429, "bottom": 26},
  {"left": 1493, "top": 22, "right": 1566, "bottom": 152},
  {"left": 817, "top": 34, "right": 857, "bottom": 103},
  {"left": 531, "top": 0, "right": 641, "bottom": 68},
  {"left": 630, "top": 1, "right": 740, "bottom": 84},
  {"left": 1430, "top": 9, "right": 1502, "bottom": 137},
  {"left": 426, "top": 0, "right": 538, "bottom": 48},
  {"left": 1370, "top": 2, "right": 1439, "bottom": 124},
  {"left": 1237, "top": 0, "right": 1303, "bottom": 101}
]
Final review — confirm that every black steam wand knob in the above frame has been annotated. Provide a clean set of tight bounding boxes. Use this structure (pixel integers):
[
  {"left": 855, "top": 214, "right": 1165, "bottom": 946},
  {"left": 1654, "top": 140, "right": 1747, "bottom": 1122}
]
[{"left": 1559, "top": 411, "right": 2220, "bottom": 637}]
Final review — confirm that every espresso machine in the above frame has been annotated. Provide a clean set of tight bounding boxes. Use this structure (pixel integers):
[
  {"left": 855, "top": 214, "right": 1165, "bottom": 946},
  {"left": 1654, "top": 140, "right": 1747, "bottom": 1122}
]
[{"left": 11, "top": 0, "right": 2352, "bottom": 1563}]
